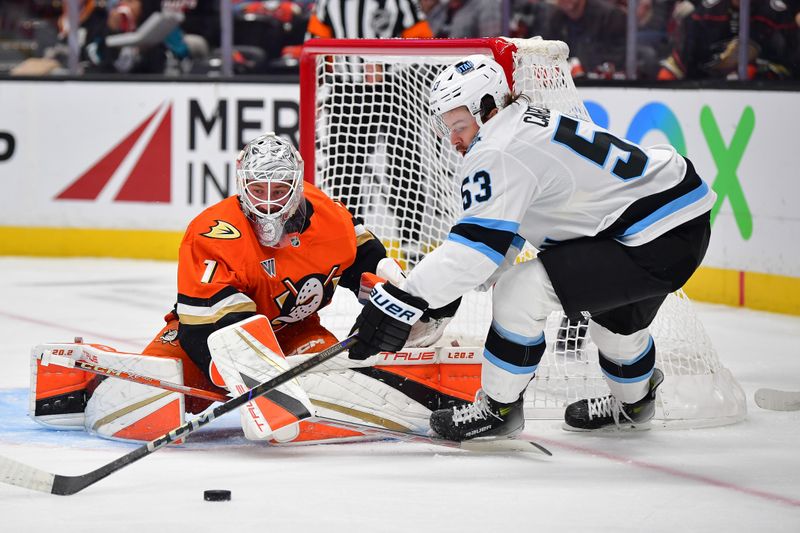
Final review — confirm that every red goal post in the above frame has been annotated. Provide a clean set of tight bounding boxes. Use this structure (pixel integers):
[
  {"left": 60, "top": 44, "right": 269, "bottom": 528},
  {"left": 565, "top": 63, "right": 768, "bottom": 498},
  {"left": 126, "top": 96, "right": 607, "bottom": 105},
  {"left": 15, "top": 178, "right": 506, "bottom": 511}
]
[{"left": 298, "top": 37, "right": 747, "bottom": 428}]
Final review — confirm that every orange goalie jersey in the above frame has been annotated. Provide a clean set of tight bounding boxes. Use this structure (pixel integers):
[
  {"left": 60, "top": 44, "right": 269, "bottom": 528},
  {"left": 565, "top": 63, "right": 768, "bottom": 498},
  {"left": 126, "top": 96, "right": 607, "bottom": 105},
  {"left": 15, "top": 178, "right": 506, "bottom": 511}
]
[{"left": 143, "top": 182, "right": 387, "bottom": 413}]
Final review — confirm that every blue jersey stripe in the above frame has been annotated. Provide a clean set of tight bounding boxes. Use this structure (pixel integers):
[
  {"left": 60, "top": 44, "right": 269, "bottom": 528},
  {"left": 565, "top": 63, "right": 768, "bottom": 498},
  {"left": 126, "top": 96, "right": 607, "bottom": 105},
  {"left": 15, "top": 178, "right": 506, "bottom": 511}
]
[
  {"left": 484, "top": 348, "right": 539, "bottom": 375},
  {"left": 491, "top": 320, "right": 545, "bottom": 346},
  {"left": 620, "top": 182, "right": 710, "bottom": 238},
  {"left": 447, "top": 233, "right": 505, "bottom": 265},
  {"left": 458, "top": 216, "right": 521, "bottom": 233}
]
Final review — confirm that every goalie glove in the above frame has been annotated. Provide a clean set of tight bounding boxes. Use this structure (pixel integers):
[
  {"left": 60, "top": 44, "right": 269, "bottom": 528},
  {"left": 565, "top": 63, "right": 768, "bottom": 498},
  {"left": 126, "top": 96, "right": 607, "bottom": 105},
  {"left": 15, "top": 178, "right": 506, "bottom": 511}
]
[{"left": 348, "top": 282, "right": 428, "bottom": 360}]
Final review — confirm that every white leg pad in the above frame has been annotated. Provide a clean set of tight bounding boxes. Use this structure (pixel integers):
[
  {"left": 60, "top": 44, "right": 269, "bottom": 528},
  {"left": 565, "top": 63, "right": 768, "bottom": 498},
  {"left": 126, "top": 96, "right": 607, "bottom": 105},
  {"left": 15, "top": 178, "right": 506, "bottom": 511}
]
[
  {"left": 299, "top": 369, "right": 431, "bottom": 433},
  {"left": 207, "top": 315, "right": 315, "bottom": 442},
  {"left": 85, "top": 354, "right": 185, "bottom": 442}
]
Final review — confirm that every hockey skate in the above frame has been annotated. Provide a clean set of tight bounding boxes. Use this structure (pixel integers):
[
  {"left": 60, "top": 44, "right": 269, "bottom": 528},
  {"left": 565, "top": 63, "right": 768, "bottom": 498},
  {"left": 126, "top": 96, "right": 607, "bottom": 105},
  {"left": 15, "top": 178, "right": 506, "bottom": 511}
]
[
  {"left": 429, "top": 389, "right": 525, "bottom": 442},
  {"left": 563, "top": 368, "right": 665, "bottom": 431}
]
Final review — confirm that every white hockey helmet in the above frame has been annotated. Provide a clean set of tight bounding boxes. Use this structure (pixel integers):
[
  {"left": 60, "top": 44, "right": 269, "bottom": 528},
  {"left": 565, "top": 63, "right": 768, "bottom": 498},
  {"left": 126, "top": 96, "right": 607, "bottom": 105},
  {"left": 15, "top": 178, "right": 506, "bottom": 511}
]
[
  {"left": 429, "top": 54, "right": 510, "bottom": 138},
  {"left": 236, "top": 133, "right": 306, "bottom": 248}
]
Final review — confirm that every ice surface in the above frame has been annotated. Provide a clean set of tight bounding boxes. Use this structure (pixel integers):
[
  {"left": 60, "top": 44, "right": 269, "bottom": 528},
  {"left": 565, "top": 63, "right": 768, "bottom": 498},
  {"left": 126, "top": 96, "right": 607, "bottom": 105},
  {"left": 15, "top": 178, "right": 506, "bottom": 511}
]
[{"left": 1, "top": 258, "right": 798, "bottom": 532}]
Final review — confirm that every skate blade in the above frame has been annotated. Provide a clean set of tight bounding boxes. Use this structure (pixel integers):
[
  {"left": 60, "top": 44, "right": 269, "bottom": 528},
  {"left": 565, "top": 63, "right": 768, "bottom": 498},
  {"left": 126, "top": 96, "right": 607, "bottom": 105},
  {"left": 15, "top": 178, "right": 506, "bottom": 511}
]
[
  {"left": 461, "top": 438, "right": 551, "bottom": 455},
  {"left": 561, "top": 420, "right": 653, "bottom": 433}
]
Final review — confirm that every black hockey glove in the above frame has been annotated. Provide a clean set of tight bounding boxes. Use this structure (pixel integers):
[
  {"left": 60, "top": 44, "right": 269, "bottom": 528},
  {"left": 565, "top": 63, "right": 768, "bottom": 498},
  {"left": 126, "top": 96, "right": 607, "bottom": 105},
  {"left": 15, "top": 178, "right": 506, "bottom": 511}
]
[{"left": 348, "top": 282, "right": 429, "bottom": 360}]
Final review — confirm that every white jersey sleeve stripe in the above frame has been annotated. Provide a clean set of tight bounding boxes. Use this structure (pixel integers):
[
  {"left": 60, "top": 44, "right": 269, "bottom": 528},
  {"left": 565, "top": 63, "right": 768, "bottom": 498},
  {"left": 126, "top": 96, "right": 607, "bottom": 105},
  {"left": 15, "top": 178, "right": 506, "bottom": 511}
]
[{"left": 447, "top": 233, "right": 506, "bottom": 265}]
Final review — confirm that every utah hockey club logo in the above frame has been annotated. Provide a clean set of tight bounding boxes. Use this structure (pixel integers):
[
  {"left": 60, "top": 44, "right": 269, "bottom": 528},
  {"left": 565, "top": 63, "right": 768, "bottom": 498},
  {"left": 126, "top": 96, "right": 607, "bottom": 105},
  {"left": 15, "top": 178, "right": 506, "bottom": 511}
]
[
  {"left": 55, "top": 101, "right": 172, "bottom": 203},
  {"left": 261, "top": 258, "right": 276, "bottom": 278}
]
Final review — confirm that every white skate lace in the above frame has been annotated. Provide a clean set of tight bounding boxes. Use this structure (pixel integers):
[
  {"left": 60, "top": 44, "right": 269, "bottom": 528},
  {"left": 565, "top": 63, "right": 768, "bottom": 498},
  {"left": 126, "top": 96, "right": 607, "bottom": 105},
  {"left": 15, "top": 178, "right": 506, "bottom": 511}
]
[
  {"left": 451, "top": 392, "right": 501, "bottom": 426},
  {"left": 587, "top": 395, "right": 634, "bottom": 426}
]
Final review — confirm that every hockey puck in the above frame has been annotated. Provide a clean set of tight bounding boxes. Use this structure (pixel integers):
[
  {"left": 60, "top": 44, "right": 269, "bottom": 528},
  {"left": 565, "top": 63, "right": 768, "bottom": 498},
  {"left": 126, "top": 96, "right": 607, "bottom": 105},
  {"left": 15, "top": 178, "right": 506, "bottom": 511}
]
[{"left": 204, "top": 489, "right": 231, "bottom": 502}]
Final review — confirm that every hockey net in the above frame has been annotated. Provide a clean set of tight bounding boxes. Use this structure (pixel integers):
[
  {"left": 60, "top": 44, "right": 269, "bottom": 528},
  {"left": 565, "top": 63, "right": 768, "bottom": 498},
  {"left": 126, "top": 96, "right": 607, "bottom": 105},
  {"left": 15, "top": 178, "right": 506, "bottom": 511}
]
[{"left": 299, "top": 37, "right": 746, "bottom": 428}]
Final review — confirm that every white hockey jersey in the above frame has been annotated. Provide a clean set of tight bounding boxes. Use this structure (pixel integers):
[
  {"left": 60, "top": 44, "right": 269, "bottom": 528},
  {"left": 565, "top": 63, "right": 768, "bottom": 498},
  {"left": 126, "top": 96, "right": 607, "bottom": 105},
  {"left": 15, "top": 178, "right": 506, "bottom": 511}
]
[{"left": 404, "top": 100, "right": 716, "bottom": 308}]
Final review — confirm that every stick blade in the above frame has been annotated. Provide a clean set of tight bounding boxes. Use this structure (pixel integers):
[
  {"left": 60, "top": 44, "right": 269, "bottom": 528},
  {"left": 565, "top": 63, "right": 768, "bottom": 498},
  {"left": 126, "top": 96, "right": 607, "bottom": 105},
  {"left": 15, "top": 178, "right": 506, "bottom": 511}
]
[
  {"left": 755, "top": 388, "right": 800, "bottom": 411},
  {"left": 0, "top": 455, "right": 56, "bottom": 494}
]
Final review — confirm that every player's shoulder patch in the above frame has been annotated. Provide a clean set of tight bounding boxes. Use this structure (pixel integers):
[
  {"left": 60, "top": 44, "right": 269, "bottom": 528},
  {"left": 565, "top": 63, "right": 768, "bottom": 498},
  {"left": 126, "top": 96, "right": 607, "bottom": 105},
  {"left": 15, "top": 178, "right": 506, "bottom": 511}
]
[{"left": 201, "top": 220, "right": 242, "bottom": 240}]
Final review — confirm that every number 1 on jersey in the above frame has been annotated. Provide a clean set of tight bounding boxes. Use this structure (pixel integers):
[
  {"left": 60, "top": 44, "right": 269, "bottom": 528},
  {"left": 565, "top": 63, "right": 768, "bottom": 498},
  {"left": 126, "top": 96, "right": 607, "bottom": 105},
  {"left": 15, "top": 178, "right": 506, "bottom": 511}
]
[{"left": 552, "top": 116, "right": 648, "bottom": 181}]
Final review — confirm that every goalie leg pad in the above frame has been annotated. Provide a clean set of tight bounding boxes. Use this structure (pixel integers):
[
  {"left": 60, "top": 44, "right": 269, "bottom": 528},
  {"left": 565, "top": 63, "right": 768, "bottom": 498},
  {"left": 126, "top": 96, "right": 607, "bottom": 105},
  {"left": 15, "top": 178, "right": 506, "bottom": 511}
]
[
  {"left": 30, "top": 343, "right": 186, "bottom": 442},
  {"left": 84, "top": 353, "right": 185, "bottom": 442},
  {"left": 30, "top": 346, "right": 94, "bottom": 430},
  {"left": 299, "top": 368, "right": 433, "bottom": 434},
  {"left": 207, "top": 315, "right": 316, "bottom": 443},
  {"left": 143, "top": 315, "right": 227, "bottom": 414}
]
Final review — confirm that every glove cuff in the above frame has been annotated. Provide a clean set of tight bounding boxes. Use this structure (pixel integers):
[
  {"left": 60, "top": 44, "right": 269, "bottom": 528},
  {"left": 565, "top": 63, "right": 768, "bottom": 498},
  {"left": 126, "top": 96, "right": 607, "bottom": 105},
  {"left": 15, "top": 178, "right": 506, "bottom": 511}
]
[
  {"left": 423, "top": 297, "right": 462, "bottom": 321},
  {"left": 371, "top": 282, "right": 428, "bottom": 325}
]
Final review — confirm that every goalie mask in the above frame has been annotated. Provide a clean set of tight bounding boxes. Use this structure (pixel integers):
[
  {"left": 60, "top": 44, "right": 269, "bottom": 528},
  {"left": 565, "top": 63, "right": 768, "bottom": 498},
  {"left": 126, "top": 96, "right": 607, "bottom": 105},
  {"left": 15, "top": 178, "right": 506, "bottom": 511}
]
[
  {"left": 236, "top": 133, "right": 306, "bottom": 248},
  {"left": 429, "top": 54, "right": 510, "bottom": 138}
]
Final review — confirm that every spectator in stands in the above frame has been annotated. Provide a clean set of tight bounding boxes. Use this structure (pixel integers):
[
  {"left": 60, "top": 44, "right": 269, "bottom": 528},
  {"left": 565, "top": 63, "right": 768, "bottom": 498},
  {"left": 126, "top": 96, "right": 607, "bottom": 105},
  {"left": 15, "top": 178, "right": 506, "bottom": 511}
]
[
  {"left": 508, "top": 0, "right": 550, "bottom": 39},
  {"left": 79, "top": 0, "right": 205, "bottom": 75},
  {"left": 658, "top": 0, "right": 800, "bottom": 80},
  {"left": 421, "top": 0, "right": 503, "bottom": 38},
  {"left": 306, "top": 1, "right": 433, "bottom": 264},
  {"left": 610, "top": 1, "right": 676, "bottom": 77},
  {"left": 229, "top": 1, "right": 310, "bottom": 73},
  {"left": 531, "top": 0, "right": 628, "bottom": 79}
]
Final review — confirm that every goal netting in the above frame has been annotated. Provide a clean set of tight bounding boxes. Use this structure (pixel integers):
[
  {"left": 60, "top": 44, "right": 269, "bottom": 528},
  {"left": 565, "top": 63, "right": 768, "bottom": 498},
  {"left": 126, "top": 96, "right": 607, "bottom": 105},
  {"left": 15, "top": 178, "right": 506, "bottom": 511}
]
[{"left": 299, "top": 37, "right": 746, "bottom": 428}]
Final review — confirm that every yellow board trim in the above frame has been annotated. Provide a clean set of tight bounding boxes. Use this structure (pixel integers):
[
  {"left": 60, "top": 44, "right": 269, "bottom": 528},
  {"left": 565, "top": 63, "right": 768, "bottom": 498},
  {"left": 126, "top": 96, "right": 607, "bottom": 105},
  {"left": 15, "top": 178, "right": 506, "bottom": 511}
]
[
  {"left": 0, "top": 226, "right": 183, "bottom": 260},
  {"left": 2, "top": 226, "right": 799, "bottom": 316}
]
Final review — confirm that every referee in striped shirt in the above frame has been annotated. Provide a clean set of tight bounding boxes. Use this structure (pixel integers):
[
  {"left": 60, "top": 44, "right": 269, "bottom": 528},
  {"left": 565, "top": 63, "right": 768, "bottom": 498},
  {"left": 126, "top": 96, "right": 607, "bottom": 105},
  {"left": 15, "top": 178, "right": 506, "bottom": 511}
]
[
  {"left": 306, "top": 1, "right": 433, "bottom": 262},
  {"left": 307, "top": 0, "right": 433, "bottom": 39}
]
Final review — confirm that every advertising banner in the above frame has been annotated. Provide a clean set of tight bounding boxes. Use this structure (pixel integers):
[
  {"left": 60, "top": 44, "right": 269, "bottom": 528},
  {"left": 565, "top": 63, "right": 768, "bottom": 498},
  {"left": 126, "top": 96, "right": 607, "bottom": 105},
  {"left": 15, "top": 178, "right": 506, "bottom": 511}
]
[
  {"left": 580, "top": 88, "right": 799, "bottom": 279},
  {"left": 0, "top": 81, "right": 798, "bottom": 292},
  {"left": 0, "top": 80, "right": 300, "bottom": 232}
]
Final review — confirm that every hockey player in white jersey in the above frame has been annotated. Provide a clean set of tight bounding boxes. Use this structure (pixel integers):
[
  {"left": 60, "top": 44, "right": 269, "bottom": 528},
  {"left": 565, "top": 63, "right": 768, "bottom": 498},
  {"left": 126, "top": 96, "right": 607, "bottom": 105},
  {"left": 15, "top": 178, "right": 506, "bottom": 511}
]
[{"left": 348, "top": 54, "right": 716, "bottom": 440}]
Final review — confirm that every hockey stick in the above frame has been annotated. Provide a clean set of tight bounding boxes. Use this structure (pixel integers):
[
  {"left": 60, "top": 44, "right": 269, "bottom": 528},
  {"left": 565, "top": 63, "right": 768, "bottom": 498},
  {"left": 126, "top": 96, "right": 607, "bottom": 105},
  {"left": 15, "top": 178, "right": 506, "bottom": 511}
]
[
  {"left": 37, "top": 354, "right": 552, "bottom": 456},
  {"left": 0, "top": 335, "right": 358, "bottom": 496},
  {"left": 754, "top": 388, "right": 800, "bottom": 412},
  {"left": 70, "top": 358, "right": 229, "bottom": 403},
  {"left": 313, "top": 416, "right": 552, "bottom": 456}
]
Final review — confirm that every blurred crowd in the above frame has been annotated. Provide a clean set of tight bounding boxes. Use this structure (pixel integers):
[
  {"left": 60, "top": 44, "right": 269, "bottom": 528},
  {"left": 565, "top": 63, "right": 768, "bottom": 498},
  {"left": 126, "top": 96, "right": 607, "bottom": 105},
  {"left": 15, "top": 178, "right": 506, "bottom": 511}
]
[{"left": 0, "top": 0, "right": 798, "bottom": 80}]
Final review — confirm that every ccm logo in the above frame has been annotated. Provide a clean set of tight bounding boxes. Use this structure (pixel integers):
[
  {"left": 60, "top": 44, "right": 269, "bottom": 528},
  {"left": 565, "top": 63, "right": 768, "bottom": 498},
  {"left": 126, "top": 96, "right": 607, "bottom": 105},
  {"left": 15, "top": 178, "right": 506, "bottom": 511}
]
[
  {"left": 371, "top": 287, "right": 417, "bottom": 322},
  {"left": 378, "top": 351, "right": 435, "bottom": 362}
]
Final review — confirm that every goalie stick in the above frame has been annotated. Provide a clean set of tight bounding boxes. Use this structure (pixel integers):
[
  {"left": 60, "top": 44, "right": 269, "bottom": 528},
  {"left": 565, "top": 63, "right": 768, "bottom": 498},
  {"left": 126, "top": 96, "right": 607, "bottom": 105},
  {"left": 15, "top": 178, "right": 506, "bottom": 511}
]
[
  {"left": 0, "top": 335, "right": 358, "bottom": 496},
  {"left": 754, "top": 388, "right": 800, "bottom": 412},
  {"left": 36, "top": 350, "right": 553, "bottom": 456}
]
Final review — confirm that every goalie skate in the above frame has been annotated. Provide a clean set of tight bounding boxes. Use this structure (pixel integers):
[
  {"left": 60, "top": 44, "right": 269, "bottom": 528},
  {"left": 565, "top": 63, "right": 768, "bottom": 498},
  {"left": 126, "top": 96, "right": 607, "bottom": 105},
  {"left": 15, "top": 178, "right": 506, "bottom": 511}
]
[
  {"left": 563, "top": 368, "right": 665, "bottom": 431},
  {"left": 429, "top": 389, "right": 525, "bottom": 442}
]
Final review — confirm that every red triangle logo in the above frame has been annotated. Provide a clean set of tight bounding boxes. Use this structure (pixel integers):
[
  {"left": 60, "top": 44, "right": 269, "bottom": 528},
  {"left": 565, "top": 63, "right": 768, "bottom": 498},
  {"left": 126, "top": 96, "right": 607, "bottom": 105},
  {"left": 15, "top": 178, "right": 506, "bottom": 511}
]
[{"left": 56, "top": 103, "right": 172, "bottom": 202}]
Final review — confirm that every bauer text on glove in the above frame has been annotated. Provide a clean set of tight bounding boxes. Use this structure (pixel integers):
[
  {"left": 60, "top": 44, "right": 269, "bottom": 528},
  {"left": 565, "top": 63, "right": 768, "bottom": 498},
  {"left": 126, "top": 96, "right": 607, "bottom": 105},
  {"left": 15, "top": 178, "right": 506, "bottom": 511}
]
[{"left": 348, "top": 282, "right": 428, "bottom": 360}]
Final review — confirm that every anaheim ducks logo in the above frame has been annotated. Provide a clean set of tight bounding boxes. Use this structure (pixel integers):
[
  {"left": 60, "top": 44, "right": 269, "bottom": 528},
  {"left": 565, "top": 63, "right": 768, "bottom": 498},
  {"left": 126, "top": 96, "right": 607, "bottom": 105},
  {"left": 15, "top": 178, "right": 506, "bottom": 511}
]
[
  {"left": 158, "top": 328, "right": 178, "bottom": 345},
  {"left": 272, "top": 266, "right": 340, "bottom": 328},
  {"left": 201, "top": 220, "right": 241, "bottom": 240}
]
